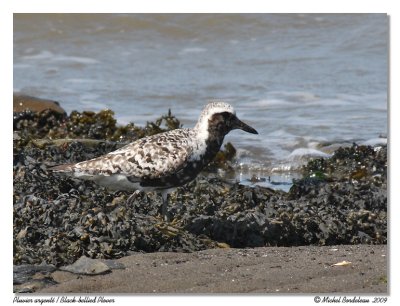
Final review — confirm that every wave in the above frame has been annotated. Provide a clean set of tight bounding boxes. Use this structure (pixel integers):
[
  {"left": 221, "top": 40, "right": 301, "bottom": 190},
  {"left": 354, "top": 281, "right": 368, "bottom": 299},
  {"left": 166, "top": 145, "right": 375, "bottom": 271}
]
[
  {"left": 22, "top": 50, "right": 99, "bottom": 65},
  {"left": 179, "top": 47, "right": 207, "bottom": 54}
]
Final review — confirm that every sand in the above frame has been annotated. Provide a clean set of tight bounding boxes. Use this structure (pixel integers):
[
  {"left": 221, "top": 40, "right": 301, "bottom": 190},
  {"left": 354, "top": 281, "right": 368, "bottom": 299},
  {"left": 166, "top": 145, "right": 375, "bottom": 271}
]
[{"left": 38, "top": 244, "right": 387, "bottom": 294}]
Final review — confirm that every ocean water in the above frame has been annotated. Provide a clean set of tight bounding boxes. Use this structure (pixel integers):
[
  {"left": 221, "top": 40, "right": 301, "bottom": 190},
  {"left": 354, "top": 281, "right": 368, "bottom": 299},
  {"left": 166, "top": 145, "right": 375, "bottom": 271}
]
[{"left": 13, "top": 14, "right": 388, "bottom": 191}]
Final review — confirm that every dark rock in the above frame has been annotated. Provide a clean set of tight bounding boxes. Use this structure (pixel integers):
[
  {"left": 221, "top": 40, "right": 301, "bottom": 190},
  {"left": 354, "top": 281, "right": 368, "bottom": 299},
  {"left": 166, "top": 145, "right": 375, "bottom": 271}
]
[
  {"left": 14, "top": 277, "right": 58, "bottom": 293},
  {"left": 13, "top": 264, "right": 56, "bottom": 285}
]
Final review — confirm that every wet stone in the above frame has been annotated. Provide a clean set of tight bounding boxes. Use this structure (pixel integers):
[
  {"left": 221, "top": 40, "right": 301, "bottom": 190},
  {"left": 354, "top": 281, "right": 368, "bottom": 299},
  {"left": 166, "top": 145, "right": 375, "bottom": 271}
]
[{"left": 60, "top": 256, "right": 111, "bottom": 275}]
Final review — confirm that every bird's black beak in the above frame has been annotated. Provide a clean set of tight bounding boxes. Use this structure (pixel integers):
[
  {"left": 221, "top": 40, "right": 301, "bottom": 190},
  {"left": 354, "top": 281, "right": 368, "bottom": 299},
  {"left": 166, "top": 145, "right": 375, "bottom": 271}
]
[{"left": 232, "top": 116, "right": 258, "bottom": 134}]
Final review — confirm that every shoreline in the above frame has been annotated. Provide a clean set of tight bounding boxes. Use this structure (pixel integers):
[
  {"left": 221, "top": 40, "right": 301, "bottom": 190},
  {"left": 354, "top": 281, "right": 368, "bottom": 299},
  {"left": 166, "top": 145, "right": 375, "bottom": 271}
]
[{"left": 13, "top": 95, "right": 387, "bottom": 293}]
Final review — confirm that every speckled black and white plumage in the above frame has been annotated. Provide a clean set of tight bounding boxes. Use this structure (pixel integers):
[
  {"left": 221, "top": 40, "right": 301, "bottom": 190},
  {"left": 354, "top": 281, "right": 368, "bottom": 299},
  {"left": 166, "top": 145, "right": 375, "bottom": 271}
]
[{"left": 51, "top": 101, "right": 258, "bottom": 218}]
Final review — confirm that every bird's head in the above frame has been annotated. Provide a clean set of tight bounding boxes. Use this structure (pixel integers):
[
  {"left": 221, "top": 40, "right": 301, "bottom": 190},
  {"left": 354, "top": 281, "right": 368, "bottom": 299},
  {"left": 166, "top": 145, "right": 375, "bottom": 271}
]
[{"left": 195, "top": 101, "right": 258, "bottom": 139}]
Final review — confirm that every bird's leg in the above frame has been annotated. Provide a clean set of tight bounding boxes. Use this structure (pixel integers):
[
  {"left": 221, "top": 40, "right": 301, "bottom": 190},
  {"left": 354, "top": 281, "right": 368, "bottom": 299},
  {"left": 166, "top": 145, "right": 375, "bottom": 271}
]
[
  {"left": 127, "top": 190, "right": 142, "bottom": 205},
  {"left": 161, "top": 190, "right": 170, "bottom": 222}
]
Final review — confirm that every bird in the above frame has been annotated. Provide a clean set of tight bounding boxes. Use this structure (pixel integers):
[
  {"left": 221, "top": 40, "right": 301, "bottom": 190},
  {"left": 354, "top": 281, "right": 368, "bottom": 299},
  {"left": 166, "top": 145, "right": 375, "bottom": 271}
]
[{"left": 50, "top": 101, "right": 258, "bottom": 220}]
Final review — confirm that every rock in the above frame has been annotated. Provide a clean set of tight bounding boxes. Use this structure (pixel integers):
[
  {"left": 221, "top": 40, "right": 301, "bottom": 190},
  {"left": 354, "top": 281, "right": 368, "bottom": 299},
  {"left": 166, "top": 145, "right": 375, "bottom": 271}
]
[
  {"left": 102, "top": 259, "right": 126, "bottom": 270},
  {"left": 60, "top": 256, "right": 111, "bottom": 275},
  {"left": 14, "top": 277, "right": 58, "bottom": 293},
  {"left": 13, "top": 94, "right": 66, "bottom": 115},
  {"left": 13, "top": 264, "right": 56, "bottom": 285},
  {"left": 13, "top": 274, "right": 58, "bottom": 293}
]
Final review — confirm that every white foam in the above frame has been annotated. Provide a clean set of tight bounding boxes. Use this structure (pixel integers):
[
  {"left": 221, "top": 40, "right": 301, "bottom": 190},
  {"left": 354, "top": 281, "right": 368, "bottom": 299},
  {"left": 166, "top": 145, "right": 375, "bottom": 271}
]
[
  {"left": 361, "top": 138, "right": 387, "bottom": 146},
  {"left": 22, "top": 50, "right": 53, "bottom": 60},
  {"left": 22, "top": 50, "right": 99, "bottom": 64},
  {"left": 54, "top": 55, "right": 99, "bottom": 64},
  {"left": 266, "top": 129, "right": 294, "bottom": 138},
  {"left": 288, "top": 148, "right": 332, "bottom": 160},
  {"left": 286, "top": 91, "right": 319, "bottom": 102}
]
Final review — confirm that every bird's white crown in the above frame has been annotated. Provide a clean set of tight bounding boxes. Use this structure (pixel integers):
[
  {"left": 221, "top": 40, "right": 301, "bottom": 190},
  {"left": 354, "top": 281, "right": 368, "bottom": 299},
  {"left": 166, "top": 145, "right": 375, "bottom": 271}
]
[{"left": 194, "top": 101, "right": 235, "bottom": 133}]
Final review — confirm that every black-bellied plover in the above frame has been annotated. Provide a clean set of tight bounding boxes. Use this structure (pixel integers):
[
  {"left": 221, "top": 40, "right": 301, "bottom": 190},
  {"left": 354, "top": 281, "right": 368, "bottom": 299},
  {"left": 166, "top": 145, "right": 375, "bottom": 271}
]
[{"left": 51, "top": 102, "right": 258, "bottom": 220}]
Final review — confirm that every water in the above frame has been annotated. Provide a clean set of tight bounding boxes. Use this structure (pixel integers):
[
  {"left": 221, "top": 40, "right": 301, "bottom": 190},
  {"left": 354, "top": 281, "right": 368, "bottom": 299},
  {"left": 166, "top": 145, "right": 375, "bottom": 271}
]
[{"left": 13, "top": 14, "right": 388, "bottom": 191}]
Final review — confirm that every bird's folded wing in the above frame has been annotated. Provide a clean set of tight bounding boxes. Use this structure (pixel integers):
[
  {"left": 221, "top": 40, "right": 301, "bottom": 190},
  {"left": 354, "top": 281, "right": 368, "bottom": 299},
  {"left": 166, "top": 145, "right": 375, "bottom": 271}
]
[{"left": 68, "top": 131, "right": 195, "bottom": 179}]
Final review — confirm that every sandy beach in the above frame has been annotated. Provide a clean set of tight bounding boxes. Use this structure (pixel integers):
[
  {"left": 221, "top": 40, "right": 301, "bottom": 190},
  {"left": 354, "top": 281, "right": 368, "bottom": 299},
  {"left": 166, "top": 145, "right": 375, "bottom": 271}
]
[{"left": 37, "top": 245, "right": 387, "bottom": 294}]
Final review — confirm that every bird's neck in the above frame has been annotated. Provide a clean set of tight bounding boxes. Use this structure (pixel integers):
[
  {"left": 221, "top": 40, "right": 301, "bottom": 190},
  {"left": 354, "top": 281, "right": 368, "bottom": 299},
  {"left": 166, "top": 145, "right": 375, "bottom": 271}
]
[
  {"left": 188, "top": 125, "right": 223, "bottom": 166},
  {"left": 193, "top": 127, "right": 225, "bottom": 164}
]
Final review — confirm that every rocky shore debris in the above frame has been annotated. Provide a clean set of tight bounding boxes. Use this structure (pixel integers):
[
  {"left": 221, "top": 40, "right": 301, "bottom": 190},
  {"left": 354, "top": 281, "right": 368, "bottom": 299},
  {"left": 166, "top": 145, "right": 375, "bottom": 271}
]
[{"left": 13, "top": 95, "right": 387, "bottom": 291}]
